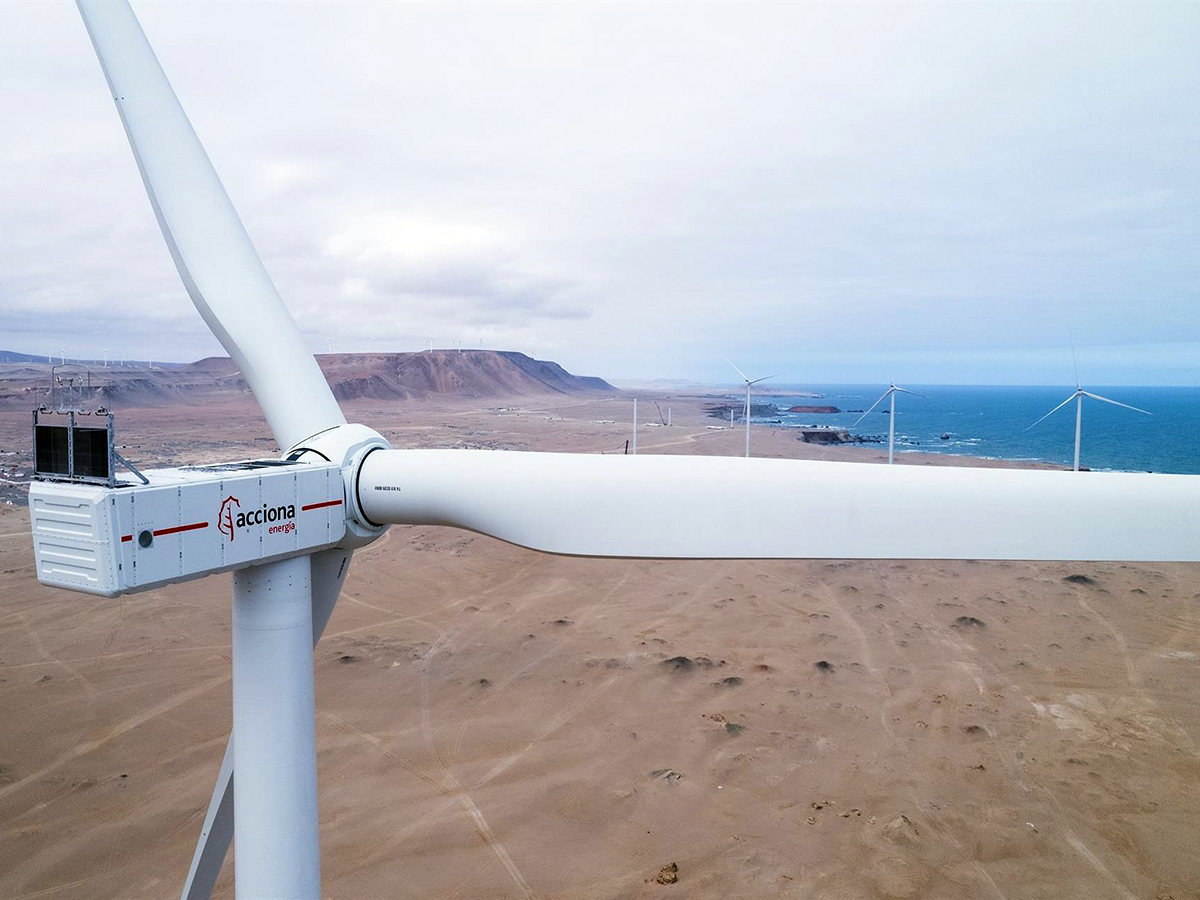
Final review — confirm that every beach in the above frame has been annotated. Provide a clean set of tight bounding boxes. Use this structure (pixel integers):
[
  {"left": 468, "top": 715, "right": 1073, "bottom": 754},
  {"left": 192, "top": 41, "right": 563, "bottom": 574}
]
[{"left": 1, "top": 392, "right": 1197, "bottom": 899}]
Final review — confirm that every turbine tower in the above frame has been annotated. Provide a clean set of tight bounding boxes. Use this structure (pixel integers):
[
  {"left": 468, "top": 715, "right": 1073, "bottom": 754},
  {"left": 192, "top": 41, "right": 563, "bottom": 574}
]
[
  {"left": 1026, "top": 364, "right": 1151, "bottom": 472},
  {"left": 44, "top": 6, "right": 1200, "bottom": 900},
  {"left": 853, "top": 379, "right": 924, "bottom": 465},
  {"left": 724, "top": 355, "right": 777, "bottom": 458}
]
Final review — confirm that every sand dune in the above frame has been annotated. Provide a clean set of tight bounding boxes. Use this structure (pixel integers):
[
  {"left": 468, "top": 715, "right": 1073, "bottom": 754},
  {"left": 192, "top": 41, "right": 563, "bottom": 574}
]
[{"left": 0, "top": 394, "right": 1196, "bottom": 899}]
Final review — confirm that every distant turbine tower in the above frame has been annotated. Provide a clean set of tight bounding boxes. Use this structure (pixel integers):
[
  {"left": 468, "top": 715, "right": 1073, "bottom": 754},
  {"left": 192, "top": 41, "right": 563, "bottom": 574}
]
[
  {"left": 60, "top": 348, "right": 66, "bottom": 365},
  {"left": 723, "top": 356, "right": 778, "bottom": 458},
  {"left": 1025, "top": 362, "right": 1151, "bottom": 472},
  {"left": 427, "top": 336, "right": 433, "bottom": 353},
  {"left": 667, "top": 406, "right": 671, "bottom": 427},
  {"left": 102, "top": 348, "right": 108, "bottom": 367},
  {"left": 853, "top": 379, "right": 923, "bottom": 465},
  {"left": 327, "top": 338, "right": 334, "bottom": 354},
  {"left": 632, "top": 398, "right": 638, "bottom": 454}
]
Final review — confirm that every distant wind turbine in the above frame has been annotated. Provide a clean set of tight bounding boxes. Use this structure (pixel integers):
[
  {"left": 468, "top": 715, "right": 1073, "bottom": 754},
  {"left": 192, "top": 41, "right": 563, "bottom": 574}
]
[
  {"left": 1025, "top": 360, "right": 1151, "bottom": 472},
  {"left": 853, "top": 379, "right": 924, "bottom": 465},
  {"left": 724, "top": 356, "right": 778, "bottom": 458}
]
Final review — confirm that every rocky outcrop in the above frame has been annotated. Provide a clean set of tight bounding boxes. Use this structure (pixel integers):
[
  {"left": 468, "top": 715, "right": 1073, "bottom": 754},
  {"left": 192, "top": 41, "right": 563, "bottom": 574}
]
[
  {"left": 705, "top": 402, "right": 777, "bottom": 421},
  {"left": 787, "top": 405, "right": 841, "bottom": 414},
  {"left": 797, "top": 428, "right": 853, "bottom": 444}
]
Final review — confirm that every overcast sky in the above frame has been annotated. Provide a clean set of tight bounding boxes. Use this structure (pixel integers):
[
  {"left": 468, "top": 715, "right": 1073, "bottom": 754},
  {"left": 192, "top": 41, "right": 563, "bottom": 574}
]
[{"left": 3, "top": 1, "right": 1198, "bottom": 385}]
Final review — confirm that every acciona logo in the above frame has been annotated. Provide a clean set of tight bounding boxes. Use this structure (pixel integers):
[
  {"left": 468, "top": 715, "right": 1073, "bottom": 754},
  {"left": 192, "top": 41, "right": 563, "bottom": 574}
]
[
  {"left": 218, "top": 495, "right": 240, "bottom": 541},
  {"left": 217, "top": 495, "right": 297, "bottom": 541}
]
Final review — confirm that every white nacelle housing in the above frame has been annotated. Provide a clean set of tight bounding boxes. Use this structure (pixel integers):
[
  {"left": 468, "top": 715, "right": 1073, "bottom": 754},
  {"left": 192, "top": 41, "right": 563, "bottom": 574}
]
[{"left": 29, "top": 459, "right": 347, "bottom": 597}]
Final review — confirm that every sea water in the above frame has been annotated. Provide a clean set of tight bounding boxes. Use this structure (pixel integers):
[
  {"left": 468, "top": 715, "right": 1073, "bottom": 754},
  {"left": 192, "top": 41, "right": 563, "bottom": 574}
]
[{"left": 747, "top": 385, "right": 1200, "bottom": 475}]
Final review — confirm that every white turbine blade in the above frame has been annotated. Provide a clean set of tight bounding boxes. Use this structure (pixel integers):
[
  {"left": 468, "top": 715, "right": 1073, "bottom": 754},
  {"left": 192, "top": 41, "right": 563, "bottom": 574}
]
[
  {"left": 892, "top": 385, "right": 944, "bottom": 406},
  {"left": 721, "top": 353, "right": 750, "bottom": 383},
  {"left": 852, "top": 389, "right": 891, "bottom": 427},
  {"left": 749, "top": 374, "right": 781, "bottom": 385},
  {"left": 1081, "top": 392, "right": 1153, "bottom": 416},
  {"left": 76, "top": 1, "right": 343, "bottom": 449},
  {"left": 1024, "top": 393, "right": 1078, "bottom": 431},
  {"left": 358, "top": 450, "right": 1200, "bottom": 561}
]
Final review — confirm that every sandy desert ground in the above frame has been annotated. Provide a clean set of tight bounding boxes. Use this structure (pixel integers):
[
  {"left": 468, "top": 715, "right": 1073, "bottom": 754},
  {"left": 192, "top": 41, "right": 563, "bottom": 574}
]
[{"left": 1, "top": 393, "right": 1198, "bottom": 899}]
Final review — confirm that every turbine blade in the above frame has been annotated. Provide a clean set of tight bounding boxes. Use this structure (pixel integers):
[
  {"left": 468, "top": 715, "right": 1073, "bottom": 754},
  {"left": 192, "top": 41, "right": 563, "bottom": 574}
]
[
  {"left": 1024, "top": 393, "right": 1077, "bottom": 431},
  {"left": 76, "top": 1, "right": 343, "bottom": 450},
  {"left": 892, "top": 386, "right": 940, "bottom": 405},
  {"left": 749, "top": 374, "right": 781, "bottom": 385},
  {"left": 721, "top": 353, "right": 750, "bottom": 383},
  {"left": 852, "top": 389, "right": 891, "bottom": 427},
  {"left": 1081, "top": 392, "right": 1153, "bottom": 416},
  {"left": 357, "top": 450, "right": 1200, "bottom": 562},
  {"left": 1071, "top": 343, "right": 1081, "bottom": 391}
]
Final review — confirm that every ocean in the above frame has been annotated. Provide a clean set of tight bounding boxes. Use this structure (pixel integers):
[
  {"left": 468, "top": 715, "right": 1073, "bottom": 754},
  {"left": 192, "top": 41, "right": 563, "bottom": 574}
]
[{"left": 746, "top": 385, "right": 1200, "bottom": 475}]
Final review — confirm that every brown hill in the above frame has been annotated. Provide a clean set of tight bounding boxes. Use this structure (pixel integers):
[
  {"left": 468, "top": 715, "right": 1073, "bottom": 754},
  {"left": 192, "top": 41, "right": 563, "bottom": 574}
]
[{"left": 0, "top": 351, "right": 616, "bottom": 410}]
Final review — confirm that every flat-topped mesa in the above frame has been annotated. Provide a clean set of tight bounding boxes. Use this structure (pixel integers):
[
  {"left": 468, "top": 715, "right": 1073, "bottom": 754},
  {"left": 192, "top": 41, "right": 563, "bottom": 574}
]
[
  {"left": 787, "top": 405, "right": 841, "bottom": 414},
  {"left": 0, "top": 350, "right": 617, "bottom": 410}
]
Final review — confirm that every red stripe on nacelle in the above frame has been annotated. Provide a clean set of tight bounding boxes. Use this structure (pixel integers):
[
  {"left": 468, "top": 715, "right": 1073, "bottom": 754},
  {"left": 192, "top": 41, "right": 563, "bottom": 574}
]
[
  {"left": 152, "top": 522, "right": 209, "bottom": 537},
  {"left": 121, "top": 534, "right": 133, "bottom": 542},
  {"left": 301, "top": 499, "right": 343, "bottom": 512}
]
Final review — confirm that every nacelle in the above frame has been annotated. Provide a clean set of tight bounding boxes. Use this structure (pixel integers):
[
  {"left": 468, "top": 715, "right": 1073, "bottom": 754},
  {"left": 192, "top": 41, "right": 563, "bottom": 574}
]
[{"left": 29, "top": 458, "right": 347, "bottom": 597}]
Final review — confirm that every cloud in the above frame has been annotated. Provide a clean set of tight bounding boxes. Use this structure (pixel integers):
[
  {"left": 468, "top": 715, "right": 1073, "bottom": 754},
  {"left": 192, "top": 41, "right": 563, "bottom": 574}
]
[
  {"left": 1, "top": 1, "right": 1197, "bottom": 382},
  {"left": 317, "top": 215, "right": 589, "bottom": 326}
]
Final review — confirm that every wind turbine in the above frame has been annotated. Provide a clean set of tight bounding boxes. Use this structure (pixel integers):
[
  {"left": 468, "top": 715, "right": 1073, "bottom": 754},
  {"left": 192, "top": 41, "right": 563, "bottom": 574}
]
[
  {"left": 723, "top": 356, "right": 778, "bottom": 458},
  {"left": 1026, "top": 363, "right": 1151, "bottom": 472},
  {"left": 49, "top": 6, "right": 1200, "bottom": 900},
  {"left": 853, "top": 379, "right": 923, "bottom": 465}
]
